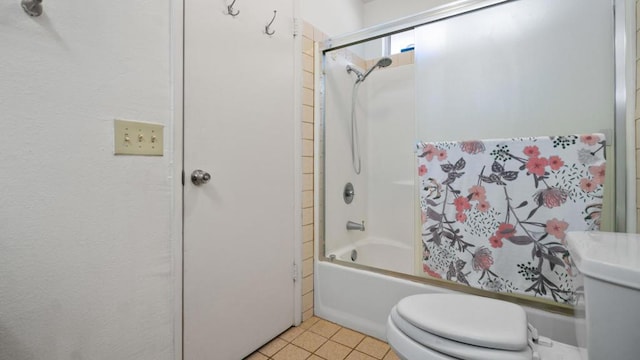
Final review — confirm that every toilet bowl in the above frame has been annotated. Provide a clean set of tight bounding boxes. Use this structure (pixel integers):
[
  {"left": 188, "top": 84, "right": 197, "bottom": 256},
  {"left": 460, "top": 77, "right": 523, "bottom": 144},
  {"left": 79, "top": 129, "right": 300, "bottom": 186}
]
[{"left": 386, "top": 232, "right": 640, "bottom": 360}]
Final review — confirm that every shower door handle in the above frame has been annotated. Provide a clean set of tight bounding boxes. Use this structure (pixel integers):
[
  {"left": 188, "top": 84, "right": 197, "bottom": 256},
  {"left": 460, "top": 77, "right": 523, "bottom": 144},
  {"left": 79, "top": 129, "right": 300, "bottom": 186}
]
[{"left": 191, "top": 169, "right": 211, "bottom": 185}]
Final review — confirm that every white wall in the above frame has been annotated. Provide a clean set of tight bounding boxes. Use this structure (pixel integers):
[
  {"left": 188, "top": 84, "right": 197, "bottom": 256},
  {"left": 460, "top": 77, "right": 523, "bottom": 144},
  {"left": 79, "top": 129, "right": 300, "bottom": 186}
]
[
  {"left": 366, "top": 65, "right": 415, "bottom": 249},
  {"left": 0, "top": 1, "right": 177, "bottom": 359},
  {"left": 301, "top": 0, "right": 364, "bottom": 36}
]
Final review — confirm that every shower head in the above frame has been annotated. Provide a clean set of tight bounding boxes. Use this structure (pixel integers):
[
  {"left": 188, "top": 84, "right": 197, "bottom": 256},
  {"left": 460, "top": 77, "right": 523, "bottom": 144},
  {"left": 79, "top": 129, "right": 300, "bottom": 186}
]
[
  {"left": 346, "top": 57, "right": 393, "bottom": 84},
  {"left": 359, "top": 57, "right": 392, "bottom": 83}
]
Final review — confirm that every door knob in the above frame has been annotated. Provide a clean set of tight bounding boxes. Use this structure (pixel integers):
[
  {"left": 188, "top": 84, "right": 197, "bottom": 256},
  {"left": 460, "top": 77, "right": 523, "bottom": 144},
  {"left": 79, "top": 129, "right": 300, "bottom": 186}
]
[{"left": 191, "top": 170, "right": 211, "bottom": 185}]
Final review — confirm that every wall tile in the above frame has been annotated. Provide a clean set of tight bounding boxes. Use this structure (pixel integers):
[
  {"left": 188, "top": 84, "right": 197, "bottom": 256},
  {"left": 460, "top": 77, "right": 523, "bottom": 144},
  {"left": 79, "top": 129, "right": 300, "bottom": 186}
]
[
  {"left": 637, "top": 0, "right": 640, "bottom": 31},
  {"left": 302, "top": 190, "right": 314, "bottom": 209},
  {"left": 303, "top": 105, "right": 314, "bottom": 124},
  {"left": 303, "top": 36, "right": 314, "bottom": 57},
  {"left": 303, "top": 54, "right": 314, "bottom": 73},
  {"left": 303, "top": 174, "right": 313, "bottom": 191},
  {"left": 636, "top": 119, "right": 640, "bottom": 149},
  {"left": 302, "top": 207, "right": 314, "bottom": 225},
  {"left": 303, "top": 71, "right": 314, "bottom": 90},
  {"left": 302, "top": 258, "right": 313, "bottom": 277},
  {"left": 303, "top": 241, "right": 314, "bottom": 260},
  {"left": 303, "top": 87, "right": 314, "bottom": 107},
  {"left": 303, "top": 157, "right": 314, "bottom": 174},
  {"left": 302, "top": 121, "right": 314, "bottom": 140},
  {"left": 303, "top": 21, "right": 315, "bottom": 40},
  {"left": 302, "top": 309, "right": 314, "bottom": 322},
  {"left": 303, "top": 224, "right": 314, "bottom": 243},
  {"left": 302, "top": 275, "right": 314, "bottom": 295},
  {"left": 637, "top": 30, "right": 640, "bottom": 65},
  {"left": 303, "top": 139, "right": 314, "bottom": 157},
  {"left": 302, "top": 291, "right": 314, "bottom": 312},
  {"left": 636, "top": 59, "right": 640, "bottom": 90},
  {"left": 314, "top": 28, "right": 327, "bottom": 42},
  {"left": 637, "top": 149, "right": 640, "bottom": 177}
]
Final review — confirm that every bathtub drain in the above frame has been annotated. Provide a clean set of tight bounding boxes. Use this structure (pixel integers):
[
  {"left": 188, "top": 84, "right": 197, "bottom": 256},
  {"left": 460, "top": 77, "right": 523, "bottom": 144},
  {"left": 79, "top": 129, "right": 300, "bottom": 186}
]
[{"left": 350, "top": 249, "right": 358, "bottom": 262}]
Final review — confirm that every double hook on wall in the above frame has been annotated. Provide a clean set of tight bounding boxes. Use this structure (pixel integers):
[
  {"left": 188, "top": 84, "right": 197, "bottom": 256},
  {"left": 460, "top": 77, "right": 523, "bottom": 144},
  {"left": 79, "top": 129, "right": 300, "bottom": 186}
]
[{"left": 225, "top": 1, "right": 278, "bottom": 36}]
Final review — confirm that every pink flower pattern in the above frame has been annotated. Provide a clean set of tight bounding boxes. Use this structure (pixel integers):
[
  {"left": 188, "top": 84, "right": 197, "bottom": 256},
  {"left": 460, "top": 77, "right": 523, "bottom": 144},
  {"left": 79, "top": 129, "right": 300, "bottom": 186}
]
[
  {"left": 580, "top": 134, "right": 600, "bottom": 146},
  {"left": 589, "top": 163, "right": 606, "bottom": 185},
  {"left": 417, "top": 134, "right": 606, "bottom": 305},
  {"left": 526, "top": 157, "right": 548, "bottom": 176},
  {"left": 548, "top": 156, "right": 564, "bottom": 171},
  {"left": 546, "top": 218, "right": 569, "bottom": 240},
  {"left": 418, "top": 164, "right": 428, "bottom": 176}
]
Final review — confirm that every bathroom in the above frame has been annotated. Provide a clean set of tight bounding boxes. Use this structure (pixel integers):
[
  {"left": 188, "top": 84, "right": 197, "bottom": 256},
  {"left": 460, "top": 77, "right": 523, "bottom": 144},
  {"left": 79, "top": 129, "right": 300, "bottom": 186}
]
[{"left": 1, "top": 0, "right": 638, "bottom": 359}]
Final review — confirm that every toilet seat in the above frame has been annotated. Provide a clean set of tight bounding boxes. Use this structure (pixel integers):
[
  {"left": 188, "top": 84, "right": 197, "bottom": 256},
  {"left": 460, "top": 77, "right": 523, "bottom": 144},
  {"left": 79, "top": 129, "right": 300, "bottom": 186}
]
[
  {"left": 387, "top": 315, "right": 458, "bottom": 360},
  {"left": 390, "top": 305, "right": 532, "bottom": 360},
  {"left": 396, "top": 294, "right": 529, "bottom": 351}
]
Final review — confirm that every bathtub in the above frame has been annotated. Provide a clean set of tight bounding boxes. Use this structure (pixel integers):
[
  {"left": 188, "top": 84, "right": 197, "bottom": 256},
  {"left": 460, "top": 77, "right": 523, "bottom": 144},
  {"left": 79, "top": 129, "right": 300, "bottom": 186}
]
[
  {"left": 315, "top": 240, "right": 580, "bottom": 346},
  {"left": 330, "top": 238, "right": 413, "bottom": 274}
]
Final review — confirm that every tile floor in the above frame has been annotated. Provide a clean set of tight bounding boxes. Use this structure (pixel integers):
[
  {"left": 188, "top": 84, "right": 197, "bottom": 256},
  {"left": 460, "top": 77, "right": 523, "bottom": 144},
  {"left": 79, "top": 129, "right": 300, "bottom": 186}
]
[{"left": 244, "top": 317, "right": 400, "bottom": 360}]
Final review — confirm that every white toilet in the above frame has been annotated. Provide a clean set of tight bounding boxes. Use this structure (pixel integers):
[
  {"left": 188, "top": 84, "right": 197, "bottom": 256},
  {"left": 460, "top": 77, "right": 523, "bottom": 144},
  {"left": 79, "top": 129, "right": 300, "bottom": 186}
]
[{"left": 386, "top": 231, "right": 640, "bottom": 360}]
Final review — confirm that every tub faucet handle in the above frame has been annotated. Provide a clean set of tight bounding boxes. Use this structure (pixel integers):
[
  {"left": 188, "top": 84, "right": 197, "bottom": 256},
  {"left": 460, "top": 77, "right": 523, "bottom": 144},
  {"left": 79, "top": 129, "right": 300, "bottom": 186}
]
[{"left": 346, "top": 220, "right": 365, "bottom": 231}]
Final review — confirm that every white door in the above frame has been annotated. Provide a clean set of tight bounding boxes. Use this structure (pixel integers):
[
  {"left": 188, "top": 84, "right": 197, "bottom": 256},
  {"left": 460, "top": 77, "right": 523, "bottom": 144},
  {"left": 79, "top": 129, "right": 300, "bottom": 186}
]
[{"left": 183, "top": 0, "right": 297, "bottom": 358}]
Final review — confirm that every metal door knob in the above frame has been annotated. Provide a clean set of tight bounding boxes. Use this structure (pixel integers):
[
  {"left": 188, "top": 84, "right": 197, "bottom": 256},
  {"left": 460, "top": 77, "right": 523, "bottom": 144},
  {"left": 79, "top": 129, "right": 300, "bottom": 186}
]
[{"left": 191, "top": 170, "right": 211, "bottom": 185}]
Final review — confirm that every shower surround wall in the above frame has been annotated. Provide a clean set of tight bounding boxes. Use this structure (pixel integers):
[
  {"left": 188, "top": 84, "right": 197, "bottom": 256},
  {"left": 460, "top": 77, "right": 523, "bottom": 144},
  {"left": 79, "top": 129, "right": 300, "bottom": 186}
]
[
  {"left": 0, "top": 1, "right": 178, "bottom": 359},
  {"left": 323, "top": 49, "right": 417, "bottom": 260}
]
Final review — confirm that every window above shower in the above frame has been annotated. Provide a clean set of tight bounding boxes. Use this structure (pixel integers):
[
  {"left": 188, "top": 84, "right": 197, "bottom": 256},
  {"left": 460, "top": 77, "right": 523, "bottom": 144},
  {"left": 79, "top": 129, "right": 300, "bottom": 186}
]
[{"left": 382, "top": 30, "right": 415, "bottom": 56}]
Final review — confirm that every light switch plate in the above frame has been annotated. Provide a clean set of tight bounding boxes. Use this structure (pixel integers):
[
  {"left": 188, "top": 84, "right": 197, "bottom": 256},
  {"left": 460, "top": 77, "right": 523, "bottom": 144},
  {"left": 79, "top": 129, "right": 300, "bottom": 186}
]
[{"left": 114, "top": 119, "right": 164, "bottom": 156}]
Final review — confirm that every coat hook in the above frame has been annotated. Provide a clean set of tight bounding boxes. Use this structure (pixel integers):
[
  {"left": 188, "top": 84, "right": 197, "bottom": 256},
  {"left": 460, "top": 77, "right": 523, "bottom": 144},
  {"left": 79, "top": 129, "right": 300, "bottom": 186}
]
[
  {"left": 21, "top": 0, "right": 43, "bottom": 17},
  {"left": 227, "top": 0, "right": 239, "bottom": 17},
  {"left": 265, "top": 10, "right": 277, "bottom": 36}
]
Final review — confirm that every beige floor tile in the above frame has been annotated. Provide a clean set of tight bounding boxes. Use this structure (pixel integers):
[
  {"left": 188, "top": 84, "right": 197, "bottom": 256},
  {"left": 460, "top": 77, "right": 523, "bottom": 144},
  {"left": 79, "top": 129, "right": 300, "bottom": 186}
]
[
  {"left": 308, "top": 355, "right": 324, "bottom": 360},
  {"left": 345, "top": 351, "right": 377, "bottom": 360},
  {"left": 300, "top": 316, "right": 321, "bottom": 329},
  {"left": 272, "top": 344, "right": 311, "bottom": 360},
  {"left": 331, "top": 328, "right": 365, "bottom": 348},
  {"left": 244, "top": 351, "right": 269, "bottom": 360},
  {"left": 314, "top": 340, "right": 351, "bottom": 360},
  {"left": 355, "top": 337, "right": 390, "bottom": 359},
  {"left": 308, "top": 319, "right": 341, "bottom": 338},
  {"left": 258, "top": 337, "right": 288, "bottom": 357},
  {"left": 280, "top": 326, "right": 306, "bottom": 342},
  {"left": 292, "top": 330, "right": 328, "bottom": 352},
  {"left": 382, "top": 350, "right": 400, "bottom": 360}
]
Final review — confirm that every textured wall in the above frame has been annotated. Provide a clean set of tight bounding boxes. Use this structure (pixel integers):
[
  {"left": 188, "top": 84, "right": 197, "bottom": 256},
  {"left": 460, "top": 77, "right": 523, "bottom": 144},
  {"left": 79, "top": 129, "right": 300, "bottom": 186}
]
[
  {"left": 301, "top": 0, "right": 363, "bottom": 36},
  {"left": 0, "top": 1, "right": 176, "bottom": 359}
]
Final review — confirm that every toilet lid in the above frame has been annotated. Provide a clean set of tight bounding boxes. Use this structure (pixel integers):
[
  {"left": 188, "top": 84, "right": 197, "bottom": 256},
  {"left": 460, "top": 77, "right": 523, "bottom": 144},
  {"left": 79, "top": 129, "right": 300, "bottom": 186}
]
[
  {"left": 390, "top": 306, "right": 532, "bottom": 360},
  {"left": 396, "top": 294, "right": 528, "bottom": 351}
]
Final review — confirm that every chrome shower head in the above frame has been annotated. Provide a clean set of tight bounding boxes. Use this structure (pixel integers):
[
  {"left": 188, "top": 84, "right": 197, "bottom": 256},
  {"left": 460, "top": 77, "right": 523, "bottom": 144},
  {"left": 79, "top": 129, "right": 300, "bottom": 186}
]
[{"left": 359, "top": 57, "right": 393, "bottom": 83}]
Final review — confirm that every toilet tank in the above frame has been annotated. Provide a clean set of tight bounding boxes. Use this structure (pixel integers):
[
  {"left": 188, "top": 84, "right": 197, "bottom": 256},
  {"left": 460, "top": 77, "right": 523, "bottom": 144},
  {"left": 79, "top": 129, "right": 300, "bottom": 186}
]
[{"left": 566, "top": 231, "right": 640, "bottom": 360}]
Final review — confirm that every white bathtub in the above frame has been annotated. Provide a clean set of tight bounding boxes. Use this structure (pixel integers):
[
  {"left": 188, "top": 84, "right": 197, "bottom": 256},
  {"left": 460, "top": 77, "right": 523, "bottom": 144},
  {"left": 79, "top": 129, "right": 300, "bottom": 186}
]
[
  {"left": 315, "top": 249, "right": 580, "bottom": 345},
  {"left": 330, "top": 238, "right": 413, "bottom": 274}
]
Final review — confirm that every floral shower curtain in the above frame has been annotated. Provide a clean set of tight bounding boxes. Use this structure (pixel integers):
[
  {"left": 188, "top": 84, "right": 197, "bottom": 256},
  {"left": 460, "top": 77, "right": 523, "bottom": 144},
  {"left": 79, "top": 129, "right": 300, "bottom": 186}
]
[{"left": 417, "top": 134, "right": 606, "bottom": 304}]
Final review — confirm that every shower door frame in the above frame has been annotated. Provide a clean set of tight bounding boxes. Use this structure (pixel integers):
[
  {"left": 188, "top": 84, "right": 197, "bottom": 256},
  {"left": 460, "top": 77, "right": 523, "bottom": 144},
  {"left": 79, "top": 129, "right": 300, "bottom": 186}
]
[{"left": 317, "top": 0, "right": 633, "bottom": 315}]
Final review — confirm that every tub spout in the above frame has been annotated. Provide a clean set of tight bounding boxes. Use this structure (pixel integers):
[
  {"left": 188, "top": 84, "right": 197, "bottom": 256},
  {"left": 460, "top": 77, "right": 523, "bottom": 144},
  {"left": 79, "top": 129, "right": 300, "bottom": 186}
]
[{"left": 346, "top": 220, "right": 365, "bottom": 231}]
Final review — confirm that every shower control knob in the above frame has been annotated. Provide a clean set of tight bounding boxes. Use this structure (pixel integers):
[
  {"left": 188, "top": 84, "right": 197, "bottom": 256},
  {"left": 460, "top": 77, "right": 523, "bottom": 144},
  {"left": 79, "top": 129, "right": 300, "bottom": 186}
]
[{"left": 191, "top": 170, "right": 211, "bottom": 185}]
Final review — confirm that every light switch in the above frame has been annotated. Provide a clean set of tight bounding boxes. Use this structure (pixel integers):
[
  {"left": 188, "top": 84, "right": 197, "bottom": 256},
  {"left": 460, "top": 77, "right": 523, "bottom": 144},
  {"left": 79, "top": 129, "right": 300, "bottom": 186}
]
[{"left": 114, "top": 119, "right": 164, "bottom": 156}]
